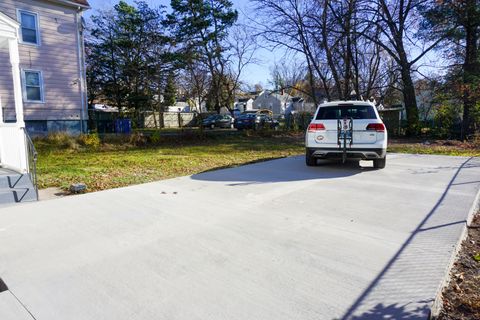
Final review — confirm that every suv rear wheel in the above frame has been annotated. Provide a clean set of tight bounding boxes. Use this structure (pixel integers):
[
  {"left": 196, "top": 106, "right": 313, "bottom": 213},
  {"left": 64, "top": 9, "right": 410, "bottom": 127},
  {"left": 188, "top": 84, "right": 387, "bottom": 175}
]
[
  {"left": 373, "top": 157, "right": 386, "bottom": 169},
  {"left": 306, "top": 150, "right": 317, "bottom": 166}
]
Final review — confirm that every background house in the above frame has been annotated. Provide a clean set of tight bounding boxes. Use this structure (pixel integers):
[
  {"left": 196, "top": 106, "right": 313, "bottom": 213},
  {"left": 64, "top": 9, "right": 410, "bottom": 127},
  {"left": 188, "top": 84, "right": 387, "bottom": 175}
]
[
  {"left": 252, "top": 90, "right": 293, "bottom": 115},
  {"left": 0, "top": 0, "right": 90, "bottom": 135},
  {"left": 167, "top": 101, "right": 190, "bottom": 113},
  {"left": 234, "top": 98, "right": 254, "bottom": 113},
  {"left": 414, "top": 79, "right": 438, "bottom": 121},
  {"left": 291, "top": 97, "right": 305, "bottom": 112}
]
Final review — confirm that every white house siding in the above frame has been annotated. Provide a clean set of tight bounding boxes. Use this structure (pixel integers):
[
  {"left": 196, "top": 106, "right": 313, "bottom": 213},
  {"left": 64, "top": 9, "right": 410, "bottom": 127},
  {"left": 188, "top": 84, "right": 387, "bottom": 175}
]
[
  {"left": 234, "top": 98, "right": 254, "bottom": 113},
  {"left": 416, "top": 89, "right": 435, "bottom": 121},
  {"left": 0, "top": 0, "right": 87, "bottom": 134},
  {"left": 253, "top": 91, "right": 292, "bottom": 115}
]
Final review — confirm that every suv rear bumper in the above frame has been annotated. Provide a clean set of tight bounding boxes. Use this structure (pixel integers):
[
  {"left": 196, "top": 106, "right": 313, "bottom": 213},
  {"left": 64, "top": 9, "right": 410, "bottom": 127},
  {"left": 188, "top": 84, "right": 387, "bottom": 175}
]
[{"left": 306, "top": 147, "right": 386, "bottom": 160}]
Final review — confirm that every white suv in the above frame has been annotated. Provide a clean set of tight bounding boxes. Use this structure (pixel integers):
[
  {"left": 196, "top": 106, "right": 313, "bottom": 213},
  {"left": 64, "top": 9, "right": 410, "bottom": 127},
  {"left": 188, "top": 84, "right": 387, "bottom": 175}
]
[{"left": 305, "top": 101, "right": 388, "bottom": 168}]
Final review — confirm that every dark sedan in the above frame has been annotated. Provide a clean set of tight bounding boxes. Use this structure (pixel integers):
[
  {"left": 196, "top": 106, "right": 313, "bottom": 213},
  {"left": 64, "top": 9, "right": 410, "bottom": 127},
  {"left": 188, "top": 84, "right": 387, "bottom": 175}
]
[
  {"left": 201, "top": 114, "right": 234, "bottom": 129},
  {"left": 234, "top": 114, "right": 279, "bottom": 130}
]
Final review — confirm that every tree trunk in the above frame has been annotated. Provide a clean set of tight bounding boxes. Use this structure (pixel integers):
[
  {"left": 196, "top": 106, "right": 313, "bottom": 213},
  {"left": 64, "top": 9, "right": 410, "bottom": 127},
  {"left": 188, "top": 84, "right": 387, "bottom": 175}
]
[
  {"left": 322, "top": 0, "right": 343, "bottom": 99},
  {"left": 401, "top": 68, "right": 419, "bottom": 135},
  {"left": 305, "top": 62, "right": 319, "bottom": 106},
  {"left": 151, "top": 106, "right": 158, "bottom": 129},
  {"left": 462, "top": 0, "right": 479, "bottom": 138}
]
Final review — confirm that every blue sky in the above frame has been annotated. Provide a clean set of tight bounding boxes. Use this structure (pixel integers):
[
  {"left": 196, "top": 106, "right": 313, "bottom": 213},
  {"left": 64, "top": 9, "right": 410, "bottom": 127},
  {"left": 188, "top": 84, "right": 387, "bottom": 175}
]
[
  {"left": 84, "top": 0, "right": 443, "bottom": 91},
  {"left": 84, "top": 0, "right": 275, "bottom": 87}
]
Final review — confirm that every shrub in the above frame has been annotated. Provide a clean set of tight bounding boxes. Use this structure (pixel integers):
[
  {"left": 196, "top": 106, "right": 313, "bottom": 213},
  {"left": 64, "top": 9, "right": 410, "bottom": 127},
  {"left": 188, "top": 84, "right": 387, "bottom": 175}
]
[
  {"left": 77, "top": 134, "right": 100, "bottom": 149},
  {"left": 100, "top": 134, "right": 130, "bottom": 145},
  {"left": 433, "top": 102, "right": 462, "bottom": 138},
  {"left": 150, "top": 130, "right": 163, "bottom": 144},
  {"left": 129, "top": 132, "right": 148, "bottom": 146},
  {"left": 284, "top": 112, "right": 314, "bottom": 131},
  {"left": 43, "top": 132, "right": 78, "bottom": 149},
  {"left": 471, "top": 132, "right": 480, "bottom": 146}
]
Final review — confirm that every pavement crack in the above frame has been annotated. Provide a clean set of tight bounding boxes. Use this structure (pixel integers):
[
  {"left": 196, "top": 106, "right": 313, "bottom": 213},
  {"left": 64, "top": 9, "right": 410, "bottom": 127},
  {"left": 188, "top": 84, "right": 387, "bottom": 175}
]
[{"left": 7, "top": 289, "right": 38, "bottom": 320}]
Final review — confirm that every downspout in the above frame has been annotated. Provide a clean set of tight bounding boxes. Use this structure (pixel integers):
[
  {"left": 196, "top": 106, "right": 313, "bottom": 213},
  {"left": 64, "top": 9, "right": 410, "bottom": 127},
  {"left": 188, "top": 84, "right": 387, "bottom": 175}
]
[{"left": 75, "top": 8, "right": 87, "bottom": 133}]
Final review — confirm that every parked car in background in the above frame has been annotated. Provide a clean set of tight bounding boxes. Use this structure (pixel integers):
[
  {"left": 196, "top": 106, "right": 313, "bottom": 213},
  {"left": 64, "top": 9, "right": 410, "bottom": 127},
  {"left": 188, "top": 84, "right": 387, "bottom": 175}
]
[
  {"left": 233, "top": 108, "right": 242, "bottom": 118},
  {"left": 201, "top": 114, "right": 234, "bottom": 129},
  {"left": 243, "top": 109, "right": 274, "bottom": 117},
  {"left": 234, "top": 114, "right": 279, "bottom": 130}
]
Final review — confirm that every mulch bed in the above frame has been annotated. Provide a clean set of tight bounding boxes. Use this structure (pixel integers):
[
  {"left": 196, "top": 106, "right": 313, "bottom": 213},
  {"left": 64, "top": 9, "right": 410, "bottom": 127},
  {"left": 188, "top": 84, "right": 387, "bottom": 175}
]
[{"left": 438, "top": 213, "right": 480, "bottom": 320}]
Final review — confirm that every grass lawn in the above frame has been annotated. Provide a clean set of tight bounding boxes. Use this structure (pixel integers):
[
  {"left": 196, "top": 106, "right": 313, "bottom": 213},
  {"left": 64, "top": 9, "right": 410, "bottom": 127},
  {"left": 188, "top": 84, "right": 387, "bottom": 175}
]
[
  {"left": 388, "top": 139, "right": 480, "bottom": 157},
  {"left": 35, "top": 132, "right": 480, "bottom": 193},
  {"left": 36, "top": 133, "right": 304, "bottom": 192}
]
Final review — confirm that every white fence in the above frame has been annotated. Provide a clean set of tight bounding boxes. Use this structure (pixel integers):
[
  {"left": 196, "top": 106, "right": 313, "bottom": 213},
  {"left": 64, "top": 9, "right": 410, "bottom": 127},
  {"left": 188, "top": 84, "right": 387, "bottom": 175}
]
[
  {"left": 0, "top": 124, "right": 28, "bottom": 173},
  {"left": 144, "top": 112, "right": 197, "bottom": 128}
]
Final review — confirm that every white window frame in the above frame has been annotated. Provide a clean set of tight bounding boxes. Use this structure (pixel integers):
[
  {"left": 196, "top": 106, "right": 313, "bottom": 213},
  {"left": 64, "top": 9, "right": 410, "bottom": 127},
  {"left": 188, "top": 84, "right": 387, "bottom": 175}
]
[
  {"left": 21, "top": 69, "right": 45, "bottom": 103},
  {"left": 17, "top": 9, "right": 41, "bottom": 46}
]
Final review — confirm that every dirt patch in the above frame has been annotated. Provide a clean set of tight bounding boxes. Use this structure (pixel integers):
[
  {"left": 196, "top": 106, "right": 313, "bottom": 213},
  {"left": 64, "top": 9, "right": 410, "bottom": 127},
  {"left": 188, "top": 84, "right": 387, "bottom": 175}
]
[
  {"left": 38, "top": 187, "right": 71, "bottom": 200},
  {"left": 437, "top": 213, "right": 480, "bottom": 320}
]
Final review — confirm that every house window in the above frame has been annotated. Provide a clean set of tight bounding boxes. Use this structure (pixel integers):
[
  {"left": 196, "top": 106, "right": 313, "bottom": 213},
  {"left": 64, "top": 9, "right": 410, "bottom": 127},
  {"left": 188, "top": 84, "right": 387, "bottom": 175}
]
[
  {"left": 18, "top": 10, "right": 40, "bottom": 45},
  {"left": 22, "top": 70, "right": 44, "bottom": 102}
]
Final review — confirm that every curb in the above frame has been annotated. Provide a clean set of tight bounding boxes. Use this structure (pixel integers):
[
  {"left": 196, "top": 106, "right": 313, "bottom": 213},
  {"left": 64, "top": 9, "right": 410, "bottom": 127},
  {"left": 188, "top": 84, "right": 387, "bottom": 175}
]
[{"left": 429, "top": 185, "right": 480, "bottom": 319}]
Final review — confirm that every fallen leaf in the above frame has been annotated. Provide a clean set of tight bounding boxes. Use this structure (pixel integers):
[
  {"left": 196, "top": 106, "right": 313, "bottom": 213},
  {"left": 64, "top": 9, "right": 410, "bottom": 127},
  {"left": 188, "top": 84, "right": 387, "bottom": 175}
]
[{"left": 455, "top": 273, "right": 465, "bottom": 281}]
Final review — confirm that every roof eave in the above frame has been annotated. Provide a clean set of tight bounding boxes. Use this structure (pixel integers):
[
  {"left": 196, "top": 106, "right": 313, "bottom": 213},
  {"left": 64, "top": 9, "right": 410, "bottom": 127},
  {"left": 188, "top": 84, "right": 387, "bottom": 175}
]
[{"left": 48, "top": 0, "right": 91, "bottom": 10}]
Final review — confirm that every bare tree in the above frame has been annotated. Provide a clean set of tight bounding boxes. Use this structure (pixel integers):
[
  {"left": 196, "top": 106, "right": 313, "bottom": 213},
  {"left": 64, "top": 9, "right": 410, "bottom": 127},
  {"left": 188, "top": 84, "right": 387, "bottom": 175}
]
[
  {"left": 357, "top": 0, "right": 446, "bottom": 134},
  {"left": 252, "top": 0, "right": 389, "bottom": 104},
  {"left": 179, "top": 60, "right": 210, "bottom": 113},
  {"left": 222, "top": 25, "right": 259, "bottom": 114},
  {"left": 269, "top": 59, "right": 307, "bottom": 93},
  {"left": 251, "top": 0, "right": 329, "bottom": 104}
]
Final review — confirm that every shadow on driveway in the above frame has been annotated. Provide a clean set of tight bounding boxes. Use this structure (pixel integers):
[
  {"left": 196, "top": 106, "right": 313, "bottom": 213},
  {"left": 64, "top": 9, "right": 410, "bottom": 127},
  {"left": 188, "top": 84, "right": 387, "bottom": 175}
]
[
  {"left": 347, "top": 302, "right": 432, "bottom": 320},
  {"left": 340, "top": 157, "right": 478, "bottom": 320},
  {"left": 191, "top": 157, "right": 375, "bottom": 185}
]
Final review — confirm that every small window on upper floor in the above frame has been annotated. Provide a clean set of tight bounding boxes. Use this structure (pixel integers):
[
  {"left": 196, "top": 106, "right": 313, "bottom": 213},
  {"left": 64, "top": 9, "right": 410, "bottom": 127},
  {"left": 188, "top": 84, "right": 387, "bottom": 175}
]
[{"left": 18, "top": 10, "right": 40, "bottom": 45}]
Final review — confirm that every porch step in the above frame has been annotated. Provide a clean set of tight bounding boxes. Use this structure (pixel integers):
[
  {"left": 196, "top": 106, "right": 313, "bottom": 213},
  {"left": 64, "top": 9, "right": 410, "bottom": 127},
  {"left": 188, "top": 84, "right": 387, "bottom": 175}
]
[
  {"left": 0, "top": 172, "right": 32, "bottom": 189},
  {"left": 0, "top": 172, "right": 37, "bottom": 208},
  {"left": 0, "top": 191, "right": 15, "bottom": 204}
]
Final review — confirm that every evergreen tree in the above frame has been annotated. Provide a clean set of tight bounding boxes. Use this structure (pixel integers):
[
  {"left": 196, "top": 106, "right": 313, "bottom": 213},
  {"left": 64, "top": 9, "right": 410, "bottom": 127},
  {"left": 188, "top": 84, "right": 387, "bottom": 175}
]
[
  {"left": 166, "top": 0, "right": 238, "bottom": 112},
  {"left": 87, "top": 1, "right": 172, "bottom": 116},
  {"left": 163, "top": 72, "right": 177, "bottom": 107},
  {"left": 422, "top": 0, "right": 480, "bottom": 137}
]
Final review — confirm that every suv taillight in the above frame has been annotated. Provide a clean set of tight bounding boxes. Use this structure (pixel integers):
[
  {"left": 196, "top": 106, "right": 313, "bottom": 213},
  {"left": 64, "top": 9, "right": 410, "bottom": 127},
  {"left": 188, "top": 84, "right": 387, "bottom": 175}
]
[
  {"left": 366, "top": 123, "right": 385, "bottom": 132},
  {"left": 308, "top": 123, "right": 326, "bottom": 132}
]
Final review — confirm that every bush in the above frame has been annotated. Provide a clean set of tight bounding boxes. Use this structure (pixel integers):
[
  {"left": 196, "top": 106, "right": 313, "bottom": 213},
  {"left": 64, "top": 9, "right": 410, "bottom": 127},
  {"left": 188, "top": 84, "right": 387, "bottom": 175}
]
[
  {"left": 150, "top": 130, "right": 163, "bottom": 144},
  {"left": 128, "top": 132, "right": 148, "bottom": 146},
  {"left": 433, "top": 102, "right": 462, "bottom": 138},
  {"left": 77, "top": 134, "right": 100, "bottom": 149},
  {"left": 471, "top": 132, "right": 480, "bottom": 146},
  {"left": 285, "top": 112, "right": 314, "bottom": 131},
  {"left": 100, "top": 134, "right": 130, "bottom": 145},
  {"left": 42, "top": 132, "right": 78, "bottom": 149}
]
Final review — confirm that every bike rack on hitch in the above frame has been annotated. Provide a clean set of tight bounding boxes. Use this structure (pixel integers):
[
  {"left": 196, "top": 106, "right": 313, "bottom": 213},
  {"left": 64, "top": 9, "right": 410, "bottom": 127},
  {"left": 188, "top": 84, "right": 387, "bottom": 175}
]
[{"left": 337, "top": 117, "right": 353, "bottom": 163}]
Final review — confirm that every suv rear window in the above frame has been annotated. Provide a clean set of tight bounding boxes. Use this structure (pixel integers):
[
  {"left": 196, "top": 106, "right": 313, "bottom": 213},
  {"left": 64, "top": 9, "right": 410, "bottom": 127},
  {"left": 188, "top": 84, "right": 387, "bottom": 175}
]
[{"left": 316, "top": 104, "right": 377, "bottom": 120}]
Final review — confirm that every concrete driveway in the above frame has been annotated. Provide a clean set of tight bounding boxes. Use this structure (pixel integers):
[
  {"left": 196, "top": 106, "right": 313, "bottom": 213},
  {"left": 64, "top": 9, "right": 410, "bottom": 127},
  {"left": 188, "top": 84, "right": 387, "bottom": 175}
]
[{"left": 0, "top": 154, "right": 479, "bottom": 320}]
